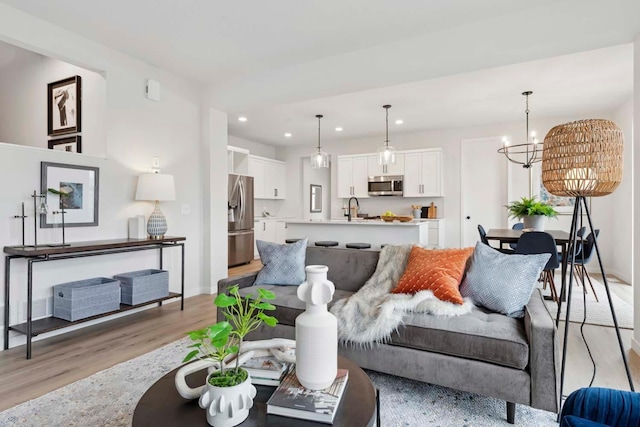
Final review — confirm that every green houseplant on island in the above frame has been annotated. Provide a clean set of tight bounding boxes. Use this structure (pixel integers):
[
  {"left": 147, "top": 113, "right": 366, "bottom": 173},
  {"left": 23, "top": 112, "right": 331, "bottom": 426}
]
[
  {"left": 506, "top": 197, "right": 558, "bottom": 231},
  {"left": 182, "top": 285, "right": 278, "bottom": 427}
]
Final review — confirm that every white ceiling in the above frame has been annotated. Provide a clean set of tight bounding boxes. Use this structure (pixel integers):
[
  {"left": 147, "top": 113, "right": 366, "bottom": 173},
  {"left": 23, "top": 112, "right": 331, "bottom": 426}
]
[
  {"left": 228, "top": 44, "right": 633, "bottom": 146},
  {"left": 0, "top": 0, "right": 555, "bottom": 83},
  {"left": 1, "top": 0, "right": 637, "bottom": 146}
]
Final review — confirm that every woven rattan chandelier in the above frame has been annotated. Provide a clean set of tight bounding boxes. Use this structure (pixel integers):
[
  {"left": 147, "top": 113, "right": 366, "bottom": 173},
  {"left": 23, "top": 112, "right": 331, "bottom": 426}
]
[{"left": 542, "top": 119, "right": 623, "bottom": 197}]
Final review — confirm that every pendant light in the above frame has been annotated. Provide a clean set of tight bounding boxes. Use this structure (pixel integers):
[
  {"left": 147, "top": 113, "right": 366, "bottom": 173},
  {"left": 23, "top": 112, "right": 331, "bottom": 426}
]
[
  {"left": 310, "top": 114, "right": 329, "bottom": 168},
  {"left": 377, "top": 105, "right": 396, "bottom": 165},
  {"left": 497, "top": 91, "right": 543, "bottom": 197}
]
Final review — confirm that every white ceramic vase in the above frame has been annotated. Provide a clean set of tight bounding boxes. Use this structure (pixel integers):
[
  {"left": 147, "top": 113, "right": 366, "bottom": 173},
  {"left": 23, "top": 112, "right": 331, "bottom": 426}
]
[
  {"left": 199, "top": 370, "right": 257, "bottom": 427},
  {"left": 523, "top": 215, "right": 546, "bottom": 231},
  {"left": 295, "top": 265, "right": 338, "bottom": 390}
]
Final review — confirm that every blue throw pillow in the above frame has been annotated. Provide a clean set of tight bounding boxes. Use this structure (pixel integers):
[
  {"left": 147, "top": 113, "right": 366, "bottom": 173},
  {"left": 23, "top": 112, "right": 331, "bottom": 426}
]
[
  {"left": 460, "top": 242, "right": 550, "bottom": 318},
  {"left": 255, "top": 238, "right": 308, "bottom": 286}
]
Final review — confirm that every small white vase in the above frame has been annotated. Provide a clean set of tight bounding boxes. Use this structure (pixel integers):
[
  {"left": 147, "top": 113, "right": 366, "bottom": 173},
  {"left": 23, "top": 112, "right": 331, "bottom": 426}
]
[
  {"left": 413, "top": 209, "right": 421, "bottom": 219},
  {"left": 295, "top": 265, "right": 338, "bottom": 390},
  {"left": 199, "top": 370, "right": 257, "bottom": 427},
  {"left": 523, "top": 215, "right": 546, "bottom": 231}
]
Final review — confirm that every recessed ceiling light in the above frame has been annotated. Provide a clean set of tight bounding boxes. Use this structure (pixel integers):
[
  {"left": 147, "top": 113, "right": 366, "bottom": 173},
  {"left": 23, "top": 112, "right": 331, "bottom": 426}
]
[
  {"left": 395, "top": 119, "right": 404, "bottom": 125},
  {"left": 335, "top": 127, "right": 343, "bottom": 132},
  {"left": 238, "top": 116, "right": 248, "bottom": 122},
  {"left": 284, "top": 133, "right": 292, "bottom": 138}
]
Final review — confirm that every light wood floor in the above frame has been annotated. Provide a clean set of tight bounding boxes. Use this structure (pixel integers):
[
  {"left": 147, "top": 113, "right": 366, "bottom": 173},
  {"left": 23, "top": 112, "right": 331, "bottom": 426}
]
[{"left": 0, "top": 263, "right": 637, "bottom": 412}]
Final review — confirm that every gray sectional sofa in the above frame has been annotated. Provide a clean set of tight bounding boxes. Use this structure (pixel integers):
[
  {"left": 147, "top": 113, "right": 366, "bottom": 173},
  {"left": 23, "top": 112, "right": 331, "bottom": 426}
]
[{"left": 217, "top": 246, "right": 559, "bottom": 424}]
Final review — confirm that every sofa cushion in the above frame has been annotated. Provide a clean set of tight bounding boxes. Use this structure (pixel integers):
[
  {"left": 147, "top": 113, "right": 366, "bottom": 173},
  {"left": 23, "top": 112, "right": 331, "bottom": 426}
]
[
  {"left": 389, "top": 304, "right": 529, "bottom": 369},
  {"left": 460, "top": 242, "right": 550, "bottom": 318},
  {"left": 255, "top": 238, "right": 308, "bottom": 286},
  {"left": 305, "top": 247, "right": 379, "bottom": 293},
  {"left": 239, "top": 285, "right": 353, "bottom": 327},
  {"left": 391, "top": 246, "right": 474, "bottom": 304}
]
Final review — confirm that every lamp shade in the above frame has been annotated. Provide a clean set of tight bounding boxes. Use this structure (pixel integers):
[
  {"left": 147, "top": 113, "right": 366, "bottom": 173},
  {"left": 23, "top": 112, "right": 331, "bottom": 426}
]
[
  {"left": 541, "top": 119, "right": 623, "bottom": 198},
  {"left": 135, "top": 173, "right": 176, "bottom": 201}
]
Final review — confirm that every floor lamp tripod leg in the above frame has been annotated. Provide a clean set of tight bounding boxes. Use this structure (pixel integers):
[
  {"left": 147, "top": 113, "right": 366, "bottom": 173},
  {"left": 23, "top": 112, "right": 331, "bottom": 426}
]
[
  {"left": 557, "top": 200, "right": 582, "bottom": 418},
  {"left": 556, "top": 199, "right": 580, "bottom": 326},
  {"left": 582, "top": 198, "right": 635, "bottom": 391}
]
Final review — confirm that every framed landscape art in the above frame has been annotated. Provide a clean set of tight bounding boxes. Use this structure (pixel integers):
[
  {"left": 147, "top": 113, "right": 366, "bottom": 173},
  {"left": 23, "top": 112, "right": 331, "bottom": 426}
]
[
  {"left": 40, "top": 162, "right": 99, "bottom": 228},
  {"left": 48, "top": 136, "right": 82, "bottom": 153},
  {"left": 47, "top": 76, "right": 82, "bottom": 136}
]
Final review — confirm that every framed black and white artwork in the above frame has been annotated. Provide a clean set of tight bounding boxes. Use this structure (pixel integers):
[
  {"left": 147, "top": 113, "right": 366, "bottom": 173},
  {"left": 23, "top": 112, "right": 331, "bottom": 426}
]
[
  {"left": 48, "top": 136, "right": 82, "bottom": 153},
  {"left": 47, "top": 76, "right": 82, "bottom": 136},
  {"left": 41, "top": 162, "right": 99, "bottom": 228},
  {"left": 310, "top": 184, "right": 322, "bottom": 213}
]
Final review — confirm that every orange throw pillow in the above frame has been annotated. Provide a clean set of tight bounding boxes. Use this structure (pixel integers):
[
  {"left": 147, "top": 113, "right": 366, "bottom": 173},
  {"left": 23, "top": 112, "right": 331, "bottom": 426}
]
[{"left": 391, "top": 246, "right": 475, "bottom": 305}]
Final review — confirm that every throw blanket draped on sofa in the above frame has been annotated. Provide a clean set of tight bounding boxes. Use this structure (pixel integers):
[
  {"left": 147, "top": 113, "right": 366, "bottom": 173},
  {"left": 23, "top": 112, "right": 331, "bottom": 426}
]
[{"left": 330, "top": 245, "right": 473, "bottom": 345}]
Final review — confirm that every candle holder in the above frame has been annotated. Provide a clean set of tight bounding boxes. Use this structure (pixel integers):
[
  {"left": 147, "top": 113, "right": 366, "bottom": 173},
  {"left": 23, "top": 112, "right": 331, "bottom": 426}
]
[{"left": 11, "top": 190, "right": 70, "bottom": 248}]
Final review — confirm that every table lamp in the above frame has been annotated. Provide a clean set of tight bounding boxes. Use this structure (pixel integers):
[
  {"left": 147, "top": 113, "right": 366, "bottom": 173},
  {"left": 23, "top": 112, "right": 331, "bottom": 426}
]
[
  {"left": 135, "top": 173, "right": 176, "bottom": 239},
  {"left": 542, "top": 119, "right": 632, "bottom": 414}
]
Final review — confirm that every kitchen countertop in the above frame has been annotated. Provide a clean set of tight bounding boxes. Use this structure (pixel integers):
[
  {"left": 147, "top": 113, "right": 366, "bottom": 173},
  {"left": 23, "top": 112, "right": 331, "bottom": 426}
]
[
  {"left": 285, "top": 219, "right": 435, "bottom": 226},
  {"left": 253, "top": 216, "right": 295, "bottom": 220}
]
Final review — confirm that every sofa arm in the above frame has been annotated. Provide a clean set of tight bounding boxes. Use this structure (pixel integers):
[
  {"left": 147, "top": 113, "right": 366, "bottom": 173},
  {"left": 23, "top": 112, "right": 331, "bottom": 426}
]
[
  {"left": 524, "top": 289, "right": 559, "bottom": 413},
  {"left": 216, "top": 272, "right": 258, "bottom": 322},
  {"left": 217, "top": 272, "right": 258, "bottom": 295}
]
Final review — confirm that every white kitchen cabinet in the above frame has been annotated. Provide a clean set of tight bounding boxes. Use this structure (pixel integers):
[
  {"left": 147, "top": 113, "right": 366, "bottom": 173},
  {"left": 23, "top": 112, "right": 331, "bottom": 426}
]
[
  {"left": 227, "top": 145, "right": 249, "bottom": 175},
  {"left": 248, "top": 155, "right": 286, "bottom": 200},
  {"left": 367, "top": 153, "right": 405, "bottom": 177},
  {"left": 254, "top": 219, "right": 287, "bottom": 258},
  {"left": 403, "top": 149, "right": 443, "bottom": 197},
  {"left": 336, "top": 155, "right": 369, "bottom": 199}
]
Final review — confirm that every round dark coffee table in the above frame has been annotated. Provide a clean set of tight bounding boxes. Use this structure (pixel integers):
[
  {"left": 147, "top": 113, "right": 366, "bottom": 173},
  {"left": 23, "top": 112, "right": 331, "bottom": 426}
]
[{"left": 132, "top": 356, "right": 376, "bottom": 427}]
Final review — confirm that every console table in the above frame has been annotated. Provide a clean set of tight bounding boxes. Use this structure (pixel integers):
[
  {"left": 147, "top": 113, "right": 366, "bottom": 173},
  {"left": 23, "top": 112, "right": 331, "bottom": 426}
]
[{"left": 3, "top": 236, "right": 186, "bottom": 359}]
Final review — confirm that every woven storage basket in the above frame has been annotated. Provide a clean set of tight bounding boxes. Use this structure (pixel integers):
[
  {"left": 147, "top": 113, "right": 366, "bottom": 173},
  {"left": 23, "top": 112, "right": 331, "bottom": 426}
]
[{"left": 542, "top": 119, "right": 623, "bottom": 197}]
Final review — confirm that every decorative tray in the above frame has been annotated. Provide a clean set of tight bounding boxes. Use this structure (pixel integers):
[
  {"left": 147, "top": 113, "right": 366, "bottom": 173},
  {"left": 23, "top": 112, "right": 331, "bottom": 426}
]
[{"left": 381, "top": 215, "right": 413, "bottom": 222}]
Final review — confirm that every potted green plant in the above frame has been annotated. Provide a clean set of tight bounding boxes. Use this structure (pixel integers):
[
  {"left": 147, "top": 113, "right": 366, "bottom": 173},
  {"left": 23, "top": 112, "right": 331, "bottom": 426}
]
[
  {"left": 505, "top": 196, "right": 558, "bottom": 231},
  {"left": 182, "top": 285, "right": 278, "bottom": 427}
]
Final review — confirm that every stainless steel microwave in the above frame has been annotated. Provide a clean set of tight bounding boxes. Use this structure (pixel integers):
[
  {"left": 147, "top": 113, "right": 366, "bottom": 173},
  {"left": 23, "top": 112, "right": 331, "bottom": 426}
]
[{"left": 368, "top": 175, "right": 403, "bottom": 196}]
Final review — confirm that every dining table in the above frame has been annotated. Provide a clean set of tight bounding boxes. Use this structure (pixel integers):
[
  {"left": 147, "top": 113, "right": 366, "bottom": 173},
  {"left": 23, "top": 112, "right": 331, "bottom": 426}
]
[{"left": 485, "top": 229, "right": 572, "bottom": 303}]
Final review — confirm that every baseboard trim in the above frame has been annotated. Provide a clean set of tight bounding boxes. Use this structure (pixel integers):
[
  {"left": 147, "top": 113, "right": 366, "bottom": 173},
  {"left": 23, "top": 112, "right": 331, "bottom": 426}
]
[{"left": 632, "top": 338, "right": 640, "bottom": 357}]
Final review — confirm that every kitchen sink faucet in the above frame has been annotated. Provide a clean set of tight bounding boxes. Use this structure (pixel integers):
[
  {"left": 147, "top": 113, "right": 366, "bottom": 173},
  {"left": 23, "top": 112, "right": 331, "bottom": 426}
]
[{"left": 347, "top": 197, "right": 359, "bottom": 222}]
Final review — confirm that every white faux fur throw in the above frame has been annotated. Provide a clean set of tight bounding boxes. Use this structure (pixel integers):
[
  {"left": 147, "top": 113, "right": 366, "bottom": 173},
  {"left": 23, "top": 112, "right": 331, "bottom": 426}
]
[{"left": 330, "top": 244, "right": 473, "bottom": 345}]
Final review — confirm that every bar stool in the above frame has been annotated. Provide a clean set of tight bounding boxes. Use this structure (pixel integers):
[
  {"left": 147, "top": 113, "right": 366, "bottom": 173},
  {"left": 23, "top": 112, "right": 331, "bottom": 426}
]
[
  {"left": 346, "top": 243, "right": 371, "bottom": 249},
  {"left": 315, "top": 241, "right": 339, "bottom": 247},
  {"left": 285, "top": 238, "right": 302, "bottom": 244}
]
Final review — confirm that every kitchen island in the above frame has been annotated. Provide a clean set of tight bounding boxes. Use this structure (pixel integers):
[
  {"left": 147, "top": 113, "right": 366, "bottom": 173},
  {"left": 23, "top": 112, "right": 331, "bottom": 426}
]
[{"left": 285, "top": 219, "right": 444, "bottom": 249}]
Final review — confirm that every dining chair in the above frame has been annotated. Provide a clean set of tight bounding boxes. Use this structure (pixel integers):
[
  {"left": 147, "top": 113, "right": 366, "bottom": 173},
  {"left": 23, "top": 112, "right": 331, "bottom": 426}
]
[
  {"left": 509, "top": 223, "right": 524, "bottom": 250},
  {"left": 515, "top": 231, "right": 560, "bottom": 302},
  {"left": 477, "top": 224, "right": 489, "bottom": 245},
  {"left": 478, "top": 224, "right": 513, "bottom": 253},
  {"left": 572, "top": 230, "right": 600, "bottom": 302},
  {"left": 558, "top": 226, "right": 587, "bottom": 263}
]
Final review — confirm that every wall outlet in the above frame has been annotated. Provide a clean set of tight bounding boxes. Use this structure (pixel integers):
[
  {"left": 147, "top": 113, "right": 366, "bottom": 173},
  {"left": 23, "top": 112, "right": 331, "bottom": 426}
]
[
  {"left": 152, "top": 157, "right": 160, "bottom": 168},
  {"left": 181, "top": 204, "right": 190, "bottom": 215}
]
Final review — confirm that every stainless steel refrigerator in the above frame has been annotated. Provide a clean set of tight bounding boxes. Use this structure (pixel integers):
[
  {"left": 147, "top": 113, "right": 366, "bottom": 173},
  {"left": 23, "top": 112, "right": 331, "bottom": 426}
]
[{"left": 228, "top": 174, "right": 254, "bottom": 266}]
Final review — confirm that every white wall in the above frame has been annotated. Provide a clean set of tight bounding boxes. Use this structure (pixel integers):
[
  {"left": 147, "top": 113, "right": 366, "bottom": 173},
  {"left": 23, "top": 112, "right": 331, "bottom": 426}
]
[
  {"left": 608, "top": 98, "right": 634, "bottom": 283},
  {"left": 0, "top": 4, "right": 227, "bottom": 350},
  {"left": 0, "top": 45, "right": 106, "bottom": 156},
  {"left": 301, "top": 156, "right": 331, "bottom": 220},
  {"left": 228, "top": 135, "right": 276, "bottom": 159},
  {"left": 278, "top": 111, "right": 631, "bottom": 265},
  {"left": 633, "top": 35, "right": 640, "bottom": 356}
]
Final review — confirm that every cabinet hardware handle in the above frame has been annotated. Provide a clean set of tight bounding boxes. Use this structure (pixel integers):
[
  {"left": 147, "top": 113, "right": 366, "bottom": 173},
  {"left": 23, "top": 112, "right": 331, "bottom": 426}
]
[
  {"left": 275, "top": 188, "right": 278, "bottom": 197},
  {"left": 263, "top": 222, "right": 266, "bottom": 231}
]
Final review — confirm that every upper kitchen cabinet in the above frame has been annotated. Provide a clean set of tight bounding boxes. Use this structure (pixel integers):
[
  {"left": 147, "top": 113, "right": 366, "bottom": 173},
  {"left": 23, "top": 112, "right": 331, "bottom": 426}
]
[
  {"left": 227, "top": 145, "right": 250, "bottom": 175},
  {"left": 367, "top": 153, "right": 405, "bottom": 177},
  {"left": 248, "top": 155, "right": 286, "bottom": 200},
  {"left": 403, "top": 148, "right": 444, "bottom": 197},
  {"left": 337, "top": 155, "right": 370, "bottom": 198}
]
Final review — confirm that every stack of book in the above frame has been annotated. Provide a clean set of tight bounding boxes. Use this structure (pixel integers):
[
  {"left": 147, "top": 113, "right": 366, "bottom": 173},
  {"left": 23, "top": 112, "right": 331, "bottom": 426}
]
[
  {"left": 242, "top": 355, "right": 290, "bottom": 386},
  {"left": 266, "top": 367, "right": 349, "bottom": 424}
]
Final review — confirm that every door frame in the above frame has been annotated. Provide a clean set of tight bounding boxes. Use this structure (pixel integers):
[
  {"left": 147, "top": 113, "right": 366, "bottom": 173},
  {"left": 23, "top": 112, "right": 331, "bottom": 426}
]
[{"left": 459, "top": 136, "right": 512, "bottom": 247}]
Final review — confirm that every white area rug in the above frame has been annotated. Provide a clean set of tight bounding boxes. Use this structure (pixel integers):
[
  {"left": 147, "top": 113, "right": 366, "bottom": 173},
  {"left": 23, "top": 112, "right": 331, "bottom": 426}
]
[
  {"left": 542, "top": 274, "right": 633, "bottom": 329},
  {"left": 0, "top": 338, "right": 557, "bottom": 426}
]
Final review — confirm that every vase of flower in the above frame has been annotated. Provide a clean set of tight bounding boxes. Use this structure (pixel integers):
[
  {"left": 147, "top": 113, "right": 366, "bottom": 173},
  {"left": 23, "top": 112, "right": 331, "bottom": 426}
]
[{"left": 295, "top": 265, "right": 337, "bottom": 390}]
